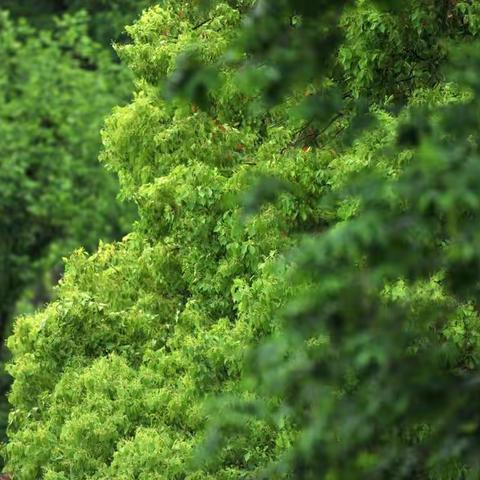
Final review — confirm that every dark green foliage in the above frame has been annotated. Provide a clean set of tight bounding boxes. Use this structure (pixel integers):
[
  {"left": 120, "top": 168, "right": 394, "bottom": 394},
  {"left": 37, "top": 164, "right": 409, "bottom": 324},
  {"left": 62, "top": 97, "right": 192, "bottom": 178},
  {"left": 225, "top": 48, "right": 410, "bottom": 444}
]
[
  {"left": 196, "top": 1, "right": 480, "bottom": 478},
  {"left": 0, "top": 9, "right": 131, "bottom": 331},
  {"left": 6, "top": 1, "right": 480, "bottom": 479},
  {"left": 2, "top": 0, "right": 153, "bottom": 45}
]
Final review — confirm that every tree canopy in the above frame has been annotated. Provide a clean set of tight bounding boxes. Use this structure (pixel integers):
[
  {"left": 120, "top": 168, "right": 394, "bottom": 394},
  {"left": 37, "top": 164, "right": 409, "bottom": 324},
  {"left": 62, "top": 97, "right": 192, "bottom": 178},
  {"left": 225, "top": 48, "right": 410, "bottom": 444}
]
[{"left": 6, "top": 1, "right": 480, "bottom": 479}]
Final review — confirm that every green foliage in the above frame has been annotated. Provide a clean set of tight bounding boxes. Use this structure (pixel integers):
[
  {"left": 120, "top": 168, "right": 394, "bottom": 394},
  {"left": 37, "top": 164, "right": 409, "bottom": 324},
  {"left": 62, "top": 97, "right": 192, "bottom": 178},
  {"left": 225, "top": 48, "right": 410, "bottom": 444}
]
[
  {"left": 65, "top": 0, "right": 154, "bottom": 44},
  {"left": 0, "top": 8, "right": 135, "bottom": 450},
  {"left": 1, "top": 0, "right": 154, "bottom": 45},
  {"left": 338, "top": 0, "right": 467, "bottom": 101},
  {"left": 6, "top": 1, "right": 480, "bottom": 479},
  {"left": 0, "top": 9, "right": 131, "bottom": 323}
]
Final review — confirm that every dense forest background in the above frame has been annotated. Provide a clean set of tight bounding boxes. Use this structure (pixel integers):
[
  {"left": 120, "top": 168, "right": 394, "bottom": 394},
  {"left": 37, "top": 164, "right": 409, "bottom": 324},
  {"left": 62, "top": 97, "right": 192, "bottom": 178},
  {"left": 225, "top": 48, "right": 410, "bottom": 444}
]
[{"left": 3, "top": 1, "right": 480, "bottom": 479}]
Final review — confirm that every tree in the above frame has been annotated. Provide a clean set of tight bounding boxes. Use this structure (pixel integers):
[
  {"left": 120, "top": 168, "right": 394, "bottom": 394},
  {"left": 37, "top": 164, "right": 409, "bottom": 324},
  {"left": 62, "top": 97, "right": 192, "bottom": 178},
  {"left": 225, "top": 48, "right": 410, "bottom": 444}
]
[{"left": 6, "top": 1, "right": 480, "bottom": 479}]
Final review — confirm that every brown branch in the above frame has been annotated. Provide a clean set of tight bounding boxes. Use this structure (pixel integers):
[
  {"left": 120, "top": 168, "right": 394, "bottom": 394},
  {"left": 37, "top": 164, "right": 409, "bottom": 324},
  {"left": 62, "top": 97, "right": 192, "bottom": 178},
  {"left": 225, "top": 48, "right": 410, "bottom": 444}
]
[{"left": 192, "top": 17, "right": 214, "bottom": 31}]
